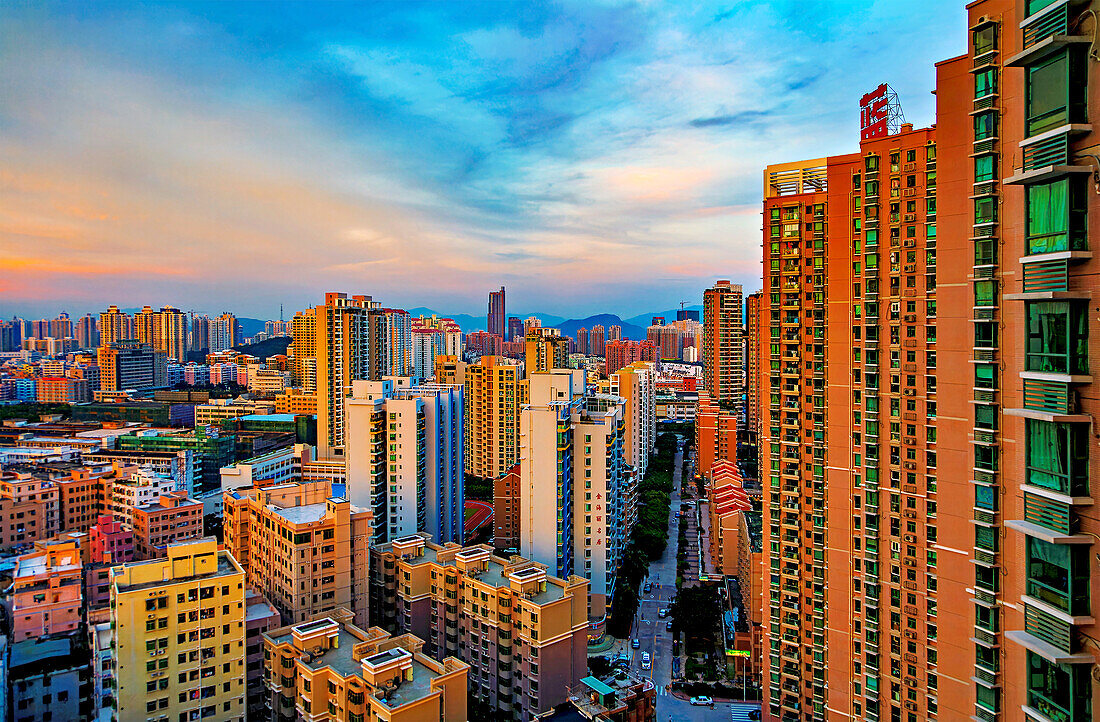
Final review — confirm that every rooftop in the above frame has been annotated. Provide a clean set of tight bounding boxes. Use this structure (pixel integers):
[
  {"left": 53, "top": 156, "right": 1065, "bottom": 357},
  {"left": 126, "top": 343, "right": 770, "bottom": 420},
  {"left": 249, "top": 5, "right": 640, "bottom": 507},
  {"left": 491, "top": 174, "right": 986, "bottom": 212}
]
[
  {"left": 113, "top": 546, "right": 239, "bottom": 593},
  {"left": 271, "top": 502, "right": 328, "bottom": 525}
]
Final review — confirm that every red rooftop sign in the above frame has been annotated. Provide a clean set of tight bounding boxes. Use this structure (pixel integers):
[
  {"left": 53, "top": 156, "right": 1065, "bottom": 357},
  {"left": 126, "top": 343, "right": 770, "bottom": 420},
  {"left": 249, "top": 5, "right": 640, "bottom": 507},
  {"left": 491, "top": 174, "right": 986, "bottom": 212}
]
[{"left": 860, "top": 84, "right": 890, "bottom": 140}]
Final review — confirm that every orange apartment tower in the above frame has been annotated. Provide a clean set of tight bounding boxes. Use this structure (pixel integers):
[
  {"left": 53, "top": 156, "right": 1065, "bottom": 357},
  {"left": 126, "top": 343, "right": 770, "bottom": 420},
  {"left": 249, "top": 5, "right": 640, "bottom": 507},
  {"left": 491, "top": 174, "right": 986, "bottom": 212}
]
[
  {"left": 936, "top": 2, "right": 1100, "bottom": 721},
  {"left": 703, "top": 280, "right": 745, "bottom": 405}
]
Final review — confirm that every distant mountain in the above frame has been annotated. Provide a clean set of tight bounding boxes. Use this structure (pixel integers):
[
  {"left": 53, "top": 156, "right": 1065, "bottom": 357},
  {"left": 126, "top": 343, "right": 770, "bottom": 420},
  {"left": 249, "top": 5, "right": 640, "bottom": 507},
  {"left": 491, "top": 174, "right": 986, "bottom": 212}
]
[
  {"left": 623, "top": 305, "right": 703, "bottom": 327},
  {"left": 233, "top": 336, "right": 291, "bottom": 359},
  {"left": 558, "top": 314, "right": 646, "bottom": 341},
  {"left": 237, "top": 317, "right": 267, "bottom": 337}
]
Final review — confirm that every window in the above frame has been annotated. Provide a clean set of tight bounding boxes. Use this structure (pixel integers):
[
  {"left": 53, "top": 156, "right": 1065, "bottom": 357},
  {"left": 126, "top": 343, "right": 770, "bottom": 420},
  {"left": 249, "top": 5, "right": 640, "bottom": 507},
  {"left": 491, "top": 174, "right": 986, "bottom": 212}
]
[
  {"left": 974, "top": 155, "right": 996, "bottom": 183},
  {"left": 1025, "top": 302, "right": 1088, "bottom": 374},
  {"left": 974, "top": 197, "right": 997, "bottom": 224},
  {"left": 1026, "top": 178, "right": 1088, "bottom": 254},
  {"left": 1026, "top": 419, "right": 1089, "bottom": 497},
  {"left": 974, "top": 68, "right": 997, "bottom": 99},
  {"left": 974, "top": 238, "right": 996, "bottom": 266},
  {"left": 1026, "top": 537, "right": 1089, "bottom": 615},
  {"left": 1027, "top": 50, "right": 1086, "bottom": 136},
  {"left": 974, "top": 280, "right": 997, "bottom": 307},
  {"left": 973, "top": 24, "right": 996, "bottom": 56},
  {"left": 974, "top": 112, "right": 997, "bottom": 140},
  {"left": 1027, "top": 651, "right": 1090, "bottom": 722}
]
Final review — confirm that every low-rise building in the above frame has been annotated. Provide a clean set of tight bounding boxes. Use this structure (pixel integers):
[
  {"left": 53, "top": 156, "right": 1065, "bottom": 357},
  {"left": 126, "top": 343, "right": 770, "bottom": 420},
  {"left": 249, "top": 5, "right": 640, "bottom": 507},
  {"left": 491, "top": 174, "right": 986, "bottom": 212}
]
[
  {"left": 130, "top": 490, "right": 203, "bottom": 559},
  {"left": 568, "top": 673, "right": 657, "bottom": 721},
  {"left": 7, "top": 538, "right": 83, "bottom": 641},
  {"left": 263, "top": 607, "right": 469, "bottom": 722},
  {"left": 9, "top": 635, "right": 91, "bottom": 722}
]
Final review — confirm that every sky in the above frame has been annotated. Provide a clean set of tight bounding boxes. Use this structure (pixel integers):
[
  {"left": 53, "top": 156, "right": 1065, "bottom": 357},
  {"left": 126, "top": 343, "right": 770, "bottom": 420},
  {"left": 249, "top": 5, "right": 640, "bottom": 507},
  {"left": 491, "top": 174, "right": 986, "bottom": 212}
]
[{"left": 1, "top": 1, "right": 966, "bottom": 321}]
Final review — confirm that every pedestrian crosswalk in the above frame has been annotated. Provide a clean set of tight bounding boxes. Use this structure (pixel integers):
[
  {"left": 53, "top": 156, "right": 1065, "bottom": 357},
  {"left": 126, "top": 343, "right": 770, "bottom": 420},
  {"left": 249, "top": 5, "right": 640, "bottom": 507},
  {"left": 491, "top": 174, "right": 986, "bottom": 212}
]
[{"left": 730, "top": 704, "right": 761, "bottom": 721}]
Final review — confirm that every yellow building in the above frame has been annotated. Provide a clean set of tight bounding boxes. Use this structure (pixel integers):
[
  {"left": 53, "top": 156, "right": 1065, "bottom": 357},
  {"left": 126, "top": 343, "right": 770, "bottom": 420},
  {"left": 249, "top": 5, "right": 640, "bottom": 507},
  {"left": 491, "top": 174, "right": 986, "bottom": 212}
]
[
  {"left": 111, "top": 538, "right": 245, "bottom": 722},
  {"left": 524, "top": 327, "right": 568, "bottom": 373},
  {"left": 461, "top": 355, "right": 527, "bottom": 482},
  {"left": 370, "top": 535, "right": 589, "bottom": 719},
  {"left": 432, "top": 355, "right": 467, "bottom": 386},
  {"left": 223, "top": 480, "right": 372, "bottom": 626},
  {"left": 288, "top": 307, "right": 317, "bottom": 392},
  {"left": 263, "top": 607, "right": 469, "bottom": 722},
  {"left": 274, "top": 388, "right": 318, "bottom": 415}
]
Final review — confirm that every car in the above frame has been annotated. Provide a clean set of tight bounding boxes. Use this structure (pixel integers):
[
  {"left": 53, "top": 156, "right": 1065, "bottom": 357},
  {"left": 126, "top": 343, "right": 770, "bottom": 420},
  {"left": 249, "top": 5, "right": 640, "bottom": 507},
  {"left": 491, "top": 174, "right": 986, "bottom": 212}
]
[
  {"left": 640, "top": 652, "right": 651, "bottom": 670},
  {"left": 666, "top": 620, "right": 673, "bottom": 631},
  {"left": 689, "top": 696, "right": 714, "bottom": 707},
  {"left": 643, "top": 582, "right": 652, "bottom": 593},
  {"left": 631, "top": 638, "right": 640, "bottom": 649},
  {"left": 658, "top": 608, "right": 668, "bottom": 618}
]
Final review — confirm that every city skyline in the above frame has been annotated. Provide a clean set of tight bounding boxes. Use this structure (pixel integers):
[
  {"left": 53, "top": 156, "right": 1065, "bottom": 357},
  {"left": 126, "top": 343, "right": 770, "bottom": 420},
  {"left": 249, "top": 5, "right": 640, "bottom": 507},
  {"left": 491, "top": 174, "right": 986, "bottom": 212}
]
[{"left": 2, "top": 1, "right": 963, "bottom": 319}]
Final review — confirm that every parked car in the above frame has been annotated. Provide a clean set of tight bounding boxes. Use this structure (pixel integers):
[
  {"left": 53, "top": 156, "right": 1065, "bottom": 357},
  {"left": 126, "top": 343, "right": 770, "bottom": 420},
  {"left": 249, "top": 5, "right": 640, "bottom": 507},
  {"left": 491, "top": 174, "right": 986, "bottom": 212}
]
[
  {"left": 658, "top": 608, "right": 668, "bottom": 618},
  {"left": 689, "top": 696, "right": 714, "bottom": 707},
  {"left": 641, "top": 652, "right": 651, "bottom": 670},
  {"left": 666, "top": 620, "right": 673, "bottom": 631},
  {"left": 643, "top": 582, "right": 652, "bottom": 593},
  {"left": 631, "top": 638, "right": 640, "bottom": 649}
]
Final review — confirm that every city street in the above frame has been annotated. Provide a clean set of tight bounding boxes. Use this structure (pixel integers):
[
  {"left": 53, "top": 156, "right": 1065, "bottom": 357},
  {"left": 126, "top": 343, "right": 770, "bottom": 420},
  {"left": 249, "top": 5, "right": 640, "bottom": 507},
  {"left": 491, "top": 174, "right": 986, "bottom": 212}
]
[{"left": 614, "top": 437, "right": 760, "bottom": 721}]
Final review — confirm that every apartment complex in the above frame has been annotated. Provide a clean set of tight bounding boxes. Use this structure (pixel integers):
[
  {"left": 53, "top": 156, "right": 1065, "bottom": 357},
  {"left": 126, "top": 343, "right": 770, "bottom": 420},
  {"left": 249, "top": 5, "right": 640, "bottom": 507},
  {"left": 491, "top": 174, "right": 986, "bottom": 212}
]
[
  {"left": 7, "top": 538, "right": 83, "bottom": 641},
  {"left": 264, "top": 607, "right": 470, "bottom": 722},
  {"left": 703, "top": 280, "right": 745, "bottom": 405},
  {"left": 488, "top": 286, "right": 506, "bottom": 338},
  {"left": 520, "top": 369, "right": 627, "bottom": 631},
  {"left": 461, "top": 355, "right": 527, "bottom": 482},
  {"left": 369, "top": 535, "right": 589, "bottom": 721},
  {"left": 110, "top": 538, "right": 246, "bottom": 722},
  {"left": 223, "top": 479, "right": 372, "bottom": 626},
  {"left": 609, "top": 360, "right": 657, "bottom": 485}
]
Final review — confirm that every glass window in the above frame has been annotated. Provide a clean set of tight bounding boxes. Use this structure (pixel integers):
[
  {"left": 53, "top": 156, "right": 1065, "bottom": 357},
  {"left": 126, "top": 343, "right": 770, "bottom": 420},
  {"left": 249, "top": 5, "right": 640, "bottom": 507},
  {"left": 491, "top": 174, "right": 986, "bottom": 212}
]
[
  {"left": 975, "top": 364, "right": 996, "bottom": 389},
  {"left": 975, "top": 197, "right": 997, "bottom": 224},
  {"left": 974, "top": 280, "right": 997, "bottom": 307},
  {"left": 974, "top": 112, "right": 997, "bottom": 140},
  {"left": 974, "top": 484, "right": 997, "bottom": 511},
  {"left": 865, "top": 155, "right": 879, "bottom": 172},
  {"left": 1025, "top": 301, "right": 1088, "bottom": 374},
  {"left": 1026, "top": 178, "right": 1088, "bottom": 254},
  {"left": 1026, "top": 50, "right": 1086, "bottom": 136},
  {"left": 974, "top": 155, "right": 996, "bottom": 183},
  {"left": 1026, "top": 419, "right": 1089, "bottom": 496},
  {"left": 975, "top": 68, "right": 997, "bottom": 99},
  {"left": 973, "top": 25, "right": 996, "bottom": 55},
  {"left": 1028, "top": 651, "right": 1090, "bottom": 722},
  {"left": 1026, "top": 537, "right": 1089, "bottom": 614},
  {"left": 974, "top": 238, "right": 997, "bottom": 266}
]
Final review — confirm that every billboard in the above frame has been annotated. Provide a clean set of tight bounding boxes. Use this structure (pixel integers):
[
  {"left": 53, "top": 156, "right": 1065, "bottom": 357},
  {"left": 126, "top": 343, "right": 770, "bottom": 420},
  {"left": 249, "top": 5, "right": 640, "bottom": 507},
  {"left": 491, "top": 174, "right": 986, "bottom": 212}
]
[{"left": 860, "top": 84, "right": 890, "bottom": 140}]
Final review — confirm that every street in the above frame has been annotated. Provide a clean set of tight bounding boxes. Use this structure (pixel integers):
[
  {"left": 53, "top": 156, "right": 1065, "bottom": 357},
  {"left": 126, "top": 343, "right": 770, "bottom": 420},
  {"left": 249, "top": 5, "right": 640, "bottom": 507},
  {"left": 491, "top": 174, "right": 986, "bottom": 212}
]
[{"left": 610, "top": 436, "right": 761, "bottom": 721}]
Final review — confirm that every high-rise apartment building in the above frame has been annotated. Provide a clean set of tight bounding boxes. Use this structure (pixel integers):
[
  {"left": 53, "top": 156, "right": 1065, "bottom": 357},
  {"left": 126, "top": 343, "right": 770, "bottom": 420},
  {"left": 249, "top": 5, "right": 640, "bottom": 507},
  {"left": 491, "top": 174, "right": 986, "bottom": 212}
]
[
  {"left": 97, "top": 340, "right": 168, "bottom": 391},
  {"left": 111, "top": 538, "right": 246, "bottom": 722},
  {"left": 190, "top": 313, "right": 211, "bottom": 352},
  {"left": 371, "top": 307, "right": 413, "bottom": 378},
  {"left": 433, "top": 354, "right": 468, "bottom": 386},
  {"left": 99, "top": 305, "right": 134, "bottom": 345},
  {"left": 507, "top": 316, "right": 524, "bottom": 342},
  {"left": 493, "top": 463, "right": 521, "bottom": 550},
  {"left": 703, "top": 280, "right": 744, "bottom": 404},
  {"left": 75, "top": 313, "right": 99, "bottom": 348},
  {"left": 264, "top": 607, "right": 470, "bottom": 722},
  {"left": 604, "top": 339, "right": 657, "bottom": 377},
  {"left": 345, "top": 380, "right": 465, "bottom": 545},
  {"left": 209, "top": 312, "right": 238, "bottom": 352},
  {"left": 575, "top": 327, "right": 589, "bottom": 355},
  {"left": 316, "top": 292, "right": 378, "bottom": 459},
  {"left": 488, "top": 286, "right": 506, "bottom": 338},
  {"left": 589, "top": 325, "right": 606, "bottom": 356},
  {"left": 609, "top": 361, "right": 656, "bottom": 485},
  {"left": 369, "top": 534, "right": 589, "bottom": 720},
  {"left": 461, "top": 355, "right": 526, "bottom": 482},
  {"left": 760, "top": 113, "right": 942, "bottom": 720},
  {"left": 520, "top": 369, "right": 626, "bottom": 632},
  {"left": 223, "top": 479, "right": 372, "bottom": 625},
  {"left": 288, "top": 307, "right": 318, "bottom": 391},
  {"left": 743, "top": 292, "right": 762, "bottom": 454},
  {"left": 525, "top": 326, "right": 569, "bottom": 373},
  {"left": 694, "top": 390, "right": 738, "bottom": 481},
  {"left": 934, "top": 3, "right": 1099, "bottom": 721}
]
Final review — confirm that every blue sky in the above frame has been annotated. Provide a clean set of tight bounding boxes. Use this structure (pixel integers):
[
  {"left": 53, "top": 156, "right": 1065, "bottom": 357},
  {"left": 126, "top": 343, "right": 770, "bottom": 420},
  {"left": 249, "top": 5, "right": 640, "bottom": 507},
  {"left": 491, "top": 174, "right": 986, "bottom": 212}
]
[{"left": 1, "top": 1, "right": 966, "bottom": 320}]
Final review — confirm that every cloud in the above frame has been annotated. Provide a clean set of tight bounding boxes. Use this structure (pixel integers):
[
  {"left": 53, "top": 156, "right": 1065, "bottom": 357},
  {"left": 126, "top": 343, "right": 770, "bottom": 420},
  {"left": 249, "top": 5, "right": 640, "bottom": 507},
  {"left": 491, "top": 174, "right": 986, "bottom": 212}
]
[{"left": 0, "top": 0, "right": 967, "bottom": 320}]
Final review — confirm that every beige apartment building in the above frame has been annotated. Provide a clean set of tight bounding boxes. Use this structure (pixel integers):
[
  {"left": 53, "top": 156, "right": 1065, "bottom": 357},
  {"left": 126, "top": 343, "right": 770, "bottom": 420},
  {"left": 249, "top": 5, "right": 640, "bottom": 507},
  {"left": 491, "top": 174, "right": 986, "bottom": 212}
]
[
  {"left": 263, "top": 607, "right": 469, "bottom": 722},
  {"left": 223, "top": 479, "right": 372, "bottom": 626},
  {"left": 369, "top": 534, "right": 589, "bottom": 721},
  {"left": 111, "top": 538, "right": 246, "bottom": 722},
  {"left": 462, "top": 355, "right": 528, "bottom": 481}
]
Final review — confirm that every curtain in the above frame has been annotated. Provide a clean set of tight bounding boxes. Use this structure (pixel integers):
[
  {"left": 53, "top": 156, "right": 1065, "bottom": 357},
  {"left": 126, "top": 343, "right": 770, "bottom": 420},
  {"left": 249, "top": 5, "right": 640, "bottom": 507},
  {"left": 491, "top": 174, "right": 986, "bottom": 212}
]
[
  {"left": 1027, "top": 419, "right": 1067, "bottom": 492},
  {"left": 1027, "top": 302, "right": 1068, "bottom": 372}
]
